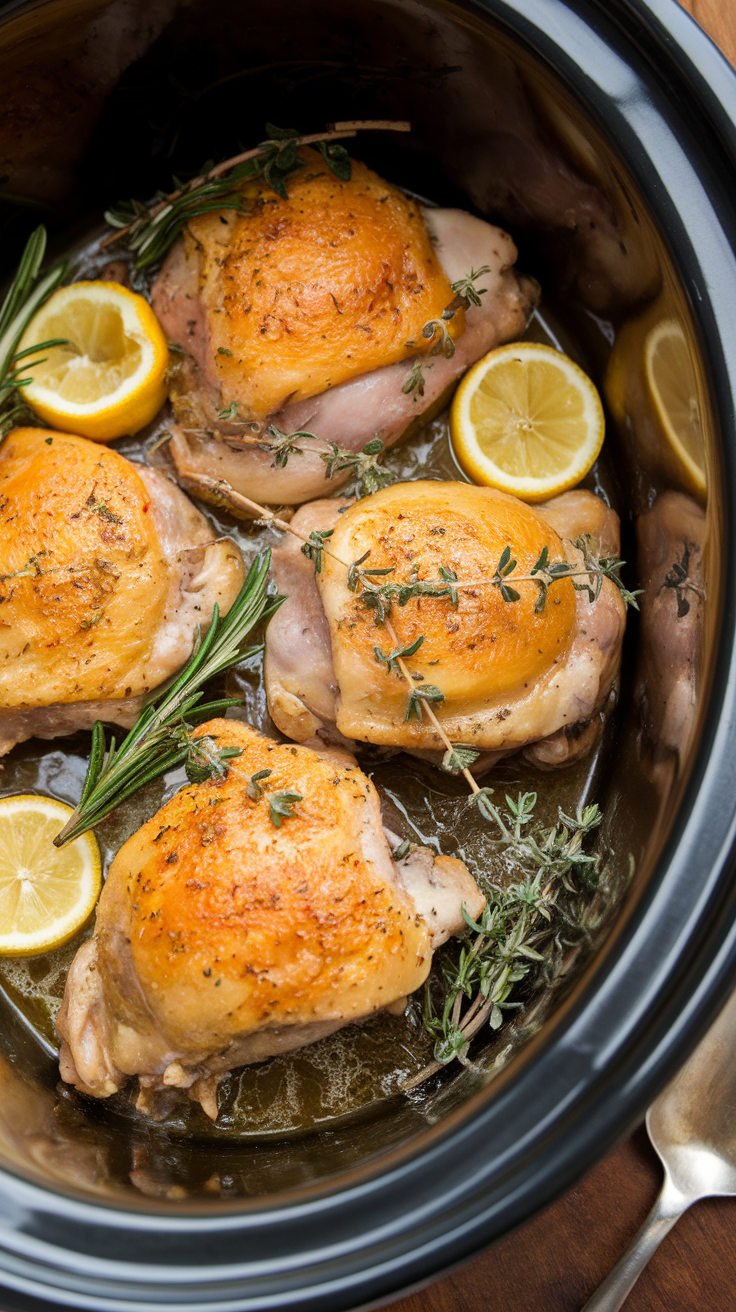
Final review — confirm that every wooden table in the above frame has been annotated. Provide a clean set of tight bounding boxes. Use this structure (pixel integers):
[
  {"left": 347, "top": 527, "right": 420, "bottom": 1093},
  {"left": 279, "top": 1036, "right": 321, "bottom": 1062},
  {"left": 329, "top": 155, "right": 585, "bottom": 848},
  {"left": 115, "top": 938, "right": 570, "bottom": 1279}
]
[{"left": 390, "top": 3, "right": 736, "bottom": 1309}]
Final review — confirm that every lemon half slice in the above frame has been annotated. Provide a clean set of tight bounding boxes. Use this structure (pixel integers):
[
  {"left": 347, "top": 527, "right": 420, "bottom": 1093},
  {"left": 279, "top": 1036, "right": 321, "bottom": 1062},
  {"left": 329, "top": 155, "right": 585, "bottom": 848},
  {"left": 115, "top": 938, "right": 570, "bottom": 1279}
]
[
  {"left": 644, "top": 318, "right": 706, "bottom": 497},
  {"left": 18, "top": 281, "right": 168, "bottom": 441},
  {"left": 451, "top": 341, "right": 605, "bottom": 501},
  {"left": 0, "top": 796, "right": 101, "bottom": 956}
]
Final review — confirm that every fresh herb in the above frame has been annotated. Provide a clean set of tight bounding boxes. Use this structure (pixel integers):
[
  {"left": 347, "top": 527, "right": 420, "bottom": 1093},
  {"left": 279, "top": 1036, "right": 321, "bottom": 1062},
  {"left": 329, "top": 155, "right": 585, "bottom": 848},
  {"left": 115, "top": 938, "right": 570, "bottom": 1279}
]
[
  {"left": 301, "top": 528, "right": 334, "bottom": 573},
  {"left": 0, "top": 227, "right": 67, "bottom": 441},
  {"left": 449, "top": 265, "right": 491, "bottom": 309},
  {"left": 442, "top": 745, "right": 481, "bottom": 774},
  {"left": 374, "top": 635, "right": 425, "bottom": 676},
  {"left": 401, "top": 360, "right": 426, "bottom": 400},
  {"left": 246, "top": 768, "right": 272, "bottom": 800},
  {"left": 351, "top": 562, "right": 459, "bottom": 624},
  {"left": 85, "top": 493, "right": 122, "bottom": 524},
  {"left": 268, "top": 790, "right": 303, "bottom": 827},
  {"left": 490, "top": 545, "right": 521, "bottom": 603},
  {"left": 320, "top": 436, "right": 395, "bottom": 498},
  {"left": 405, "top": 682, "right": 445, "bottom": 723},
  {"left": 421, "top": 317, "right": 455, "bottom": 359},
  {"left": 660, "top": 543, "right": 703, "bottom": 618},
  {"left": 411, "top": 268, "right": 491, "bottom": 368},
  {"left": 393, "top": 839, "right": 411, "bottom": 861},
  {"left": 346, "top": 549, "right": 395, "bottom": 594},
  {"left": 102, "top": 121, "right": 410, "bottom": 270},
  {"left": 233, "top": 425, "right": 395, "bottom": 499},
  {"left": 217, "top": 401, "right": 239, "bottom": 422},
  {"left": 263, "top": 424, "right": 313, "bottom": 468},
  {"left": 488, "top": 538, "right": 641, "bottom": 613},
  {"left": 170, "top": 726, "right": 244, "bottom": 785},
  {"left": 406, "top": 793, "right": 603, "bottom": 1084},
  {"left": 54, "top": 552, "right": 283, "bottom": 846}
]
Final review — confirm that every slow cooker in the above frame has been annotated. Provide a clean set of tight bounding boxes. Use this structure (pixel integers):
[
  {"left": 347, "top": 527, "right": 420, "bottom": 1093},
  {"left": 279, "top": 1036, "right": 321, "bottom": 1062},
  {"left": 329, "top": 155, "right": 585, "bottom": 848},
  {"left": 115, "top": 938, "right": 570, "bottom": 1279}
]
[{"left": 0, "top": 0, "right": 735, "bottom": 1307}]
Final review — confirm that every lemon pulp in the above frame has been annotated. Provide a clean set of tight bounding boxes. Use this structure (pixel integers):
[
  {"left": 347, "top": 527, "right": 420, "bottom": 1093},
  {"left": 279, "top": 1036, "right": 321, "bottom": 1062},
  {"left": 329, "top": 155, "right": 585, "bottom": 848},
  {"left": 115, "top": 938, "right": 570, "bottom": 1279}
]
[
  {"left": 645, "top": 318, "right": 706, "bottom": 495},
  {"left": 0, "top": 795, "right": 101, "bottom": 956},
  {"left": 18, "top": 281, "right": 168, "bottom": 441},
  {"left": 451, "top": 342, "right": 605, "bottom": 501}
]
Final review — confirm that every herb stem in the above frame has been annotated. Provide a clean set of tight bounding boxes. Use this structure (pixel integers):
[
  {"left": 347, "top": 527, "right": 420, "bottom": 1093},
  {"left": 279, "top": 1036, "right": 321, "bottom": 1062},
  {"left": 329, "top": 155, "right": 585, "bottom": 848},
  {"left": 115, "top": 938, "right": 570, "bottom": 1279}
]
[
  {"left": 100, "top": 121, "right": 410, "bottom": 251},
  {"left": 180, "top": 470, "right": 483, "bottom": 790}
]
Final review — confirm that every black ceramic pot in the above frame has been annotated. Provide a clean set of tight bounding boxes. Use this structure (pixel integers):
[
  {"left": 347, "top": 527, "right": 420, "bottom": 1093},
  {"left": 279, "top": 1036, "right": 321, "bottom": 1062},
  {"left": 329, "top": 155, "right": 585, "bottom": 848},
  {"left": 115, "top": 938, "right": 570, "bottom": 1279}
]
[{"left": 0, "top": 0, "right": 735, "bottom": 1307}]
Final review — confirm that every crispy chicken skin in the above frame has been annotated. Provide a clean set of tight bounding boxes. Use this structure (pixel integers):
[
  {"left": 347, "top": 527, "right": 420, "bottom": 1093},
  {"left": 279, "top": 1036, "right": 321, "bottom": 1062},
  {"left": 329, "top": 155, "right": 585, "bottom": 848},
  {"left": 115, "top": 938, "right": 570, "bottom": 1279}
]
[
  {"left": 57, "top": 720, "right": 483, "bottom": 1119},
  {"left": 152, "top": 152, "right": 537, "bottom": 507},
  {"left": 265, "top": 482, "right": 625, "bottom": 769},
  {"left": 0, "top": 429, "right": 243, "bottom": 755},
  {"left": 154, "top": 150, "right": 462, "bottom": 421}
]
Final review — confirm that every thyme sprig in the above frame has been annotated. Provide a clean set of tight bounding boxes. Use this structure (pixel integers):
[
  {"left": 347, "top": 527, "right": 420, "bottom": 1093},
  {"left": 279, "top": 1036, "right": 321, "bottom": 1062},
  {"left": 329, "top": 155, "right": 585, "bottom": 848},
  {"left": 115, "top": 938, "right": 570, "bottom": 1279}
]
[
  {"left": 158, "top": 469, "right": 613, "bottom": 1089},
  {"left": 0, "top": 227, "right": 67, "bottom": 440},
  {"left": 403, "top": 792, "right": 603, "bottom": 1087},
  {"left": 54, "top": 552, "right": 283, "bottom": 846},
  {"left": 169, "top": 725, "right": 245, "bottom": 785},
  {"left": 486, "top": 539, "right": 641, "bottom": 613},
  {"left": 213, "top": 423, "right": 396, "bottom": 500},
  {"left": 402, "top": 266, "right": 491, "bottom": 394},
  {"left": 243, "top": 767, "right": 303, "bottom": 826},
  {"left": 102, "top": 120, "right": 410, "bottom": 270},
  {"left": 171, "top": 471, "right": 633, "bottom": 803}
]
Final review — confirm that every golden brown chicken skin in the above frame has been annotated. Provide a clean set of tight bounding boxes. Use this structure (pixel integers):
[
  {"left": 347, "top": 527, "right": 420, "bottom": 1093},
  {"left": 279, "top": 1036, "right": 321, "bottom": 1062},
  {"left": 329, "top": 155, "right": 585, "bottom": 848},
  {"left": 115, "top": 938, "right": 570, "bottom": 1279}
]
[
  {"left": 57, "top": 720, "right": 482, "bottom": 1119},
  {"left": 0, "top": 428, "right": 243, "bottom": 753},
  {"left": 153, "top": 148, "right": 462, "bottom": 423},
  {"left": 265, "top": 482, "right": 626, "bottom": 768}
]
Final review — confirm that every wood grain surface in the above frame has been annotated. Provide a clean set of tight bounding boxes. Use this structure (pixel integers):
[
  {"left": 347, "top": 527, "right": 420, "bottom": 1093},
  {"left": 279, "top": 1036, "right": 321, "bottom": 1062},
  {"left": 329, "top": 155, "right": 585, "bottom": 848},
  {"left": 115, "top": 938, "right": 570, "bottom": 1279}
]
[{"left": 388, "top": 2, "right": 736, "bottom": 1310}]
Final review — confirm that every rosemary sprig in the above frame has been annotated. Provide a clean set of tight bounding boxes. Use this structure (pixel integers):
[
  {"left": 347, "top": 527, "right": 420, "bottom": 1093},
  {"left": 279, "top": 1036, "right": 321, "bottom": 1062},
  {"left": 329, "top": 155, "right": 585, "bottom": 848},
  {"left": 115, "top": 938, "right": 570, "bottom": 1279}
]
[
  {"left": 401, "top": 360, "right": 427, "bottom": 400},
  {"left": 403, "top": 793, "right": 602, "bottom": 1087},
  {"left": 102, "top": 120, "right": 410, "bottom": 270},
  {"left": 54, "top": 552, "right": 283, "bottom": 846},
  {"left": 0, "top": 227, "right": 67, "bottom": 440}
]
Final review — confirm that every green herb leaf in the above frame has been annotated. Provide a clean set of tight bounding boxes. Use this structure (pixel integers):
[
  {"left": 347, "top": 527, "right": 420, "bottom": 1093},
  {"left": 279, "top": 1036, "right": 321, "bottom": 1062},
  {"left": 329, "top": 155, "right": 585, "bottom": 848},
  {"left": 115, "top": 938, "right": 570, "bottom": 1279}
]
[
  {"left": 405, "top": 683, "right": 445, "bottom": 723},
  {"left": 246, "top": 767, "right": 272, "bottom": 801},
  {"left": 268, "top": 789, "right": 303, "bottom": 828},
  {"left": 441, "top": 745, "right": 480, "bottom": 774}
]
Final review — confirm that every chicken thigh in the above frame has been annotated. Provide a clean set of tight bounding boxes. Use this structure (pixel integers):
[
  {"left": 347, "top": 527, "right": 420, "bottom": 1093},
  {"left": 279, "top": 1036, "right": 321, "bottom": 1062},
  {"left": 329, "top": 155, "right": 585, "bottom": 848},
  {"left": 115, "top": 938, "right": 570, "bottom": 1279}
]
[
  {"left": 151, "top": 150, "right": 537, "bottom": 508},
  {"left": 57, "top": 719, "right": 484, "bottom": 1119},
  {"left": 0, "top": 428, "right": 243, "bottom": 755},
  {"left": 265, "top": 481, "right": 625, "bottom": 770}
]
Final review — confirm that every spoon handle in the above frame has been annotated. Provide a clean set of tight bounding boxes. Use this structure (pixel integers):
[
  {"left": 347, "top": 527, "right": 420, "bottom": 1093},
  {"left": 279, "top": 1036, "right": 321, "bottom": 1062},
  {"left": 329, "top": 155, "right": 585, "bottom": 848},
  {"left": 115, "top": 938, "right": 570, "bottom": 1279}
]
[{"left": 581, "top": 1175, "right": 691, "bottom": 1311}]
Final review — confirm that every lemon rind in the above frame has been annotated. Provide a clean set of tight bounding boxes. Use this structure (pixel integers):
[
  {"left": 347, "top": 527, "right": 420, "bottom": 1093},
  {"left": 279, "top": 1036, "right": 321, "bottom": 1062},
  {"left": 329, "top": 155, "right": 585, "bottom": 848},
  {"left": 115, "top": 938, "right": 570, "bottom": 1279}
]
[
  {"left": 19, "top": 281, "right": 168, "bottom": 440},
  {"left": 644, "top": 318, "right": 707, "bottom": 497},
  {"left": 0, "top": 795, "right": 101, "bottom": 957}
]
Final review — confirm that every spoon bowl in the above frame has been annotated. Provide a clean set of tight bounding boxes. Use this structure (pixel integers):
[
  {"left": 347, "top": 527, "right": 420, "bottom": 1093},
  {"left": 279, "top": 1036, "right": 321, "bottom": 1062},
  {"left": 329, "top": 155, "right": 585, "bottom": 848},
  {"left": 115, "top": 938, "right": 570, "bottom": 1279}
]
[{"left": 584, "top": 985, "right": 736, "bottom": 1310}]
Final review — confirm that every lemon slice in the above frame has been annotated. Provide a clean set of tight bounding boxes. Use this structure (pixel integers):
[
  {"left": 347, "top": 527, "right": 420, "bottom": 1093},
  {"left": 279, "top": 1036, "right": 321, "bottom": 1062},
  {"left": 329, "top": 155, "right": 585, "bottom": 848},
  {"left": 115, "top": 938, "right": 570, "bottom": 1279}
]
[
  {"left": 18, "top": 281, "right": 168, "bottom": 441},
  {"left": 450, "top": 341, "right": 605, "bottom": 501},
  {"left": 645, "top": 318, "right": 706, "bottom": 497},
  {"left": 0, "top": 796, "right": 101, "bottom": 956}
]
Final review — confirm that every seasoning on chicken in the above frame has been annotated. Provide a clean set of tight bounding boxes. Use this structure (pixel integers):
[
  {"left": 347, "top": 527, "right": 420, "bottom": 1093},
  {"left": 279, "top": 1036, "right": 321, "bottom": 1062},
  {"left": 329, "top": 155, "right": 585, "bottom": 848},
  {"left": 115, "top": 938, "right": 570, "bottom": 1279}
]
[
  {"left": 0, "top": 428, "right": 243, "bottom": 755},
  {"left": 57, "top": 720, "right": 484, "bottom": 1119},
  {"left": 265, "top": 481, "right": 625, "bottom": 770},
  {"left": 151, "top": 151, "right": 538, "bottom": 507}
]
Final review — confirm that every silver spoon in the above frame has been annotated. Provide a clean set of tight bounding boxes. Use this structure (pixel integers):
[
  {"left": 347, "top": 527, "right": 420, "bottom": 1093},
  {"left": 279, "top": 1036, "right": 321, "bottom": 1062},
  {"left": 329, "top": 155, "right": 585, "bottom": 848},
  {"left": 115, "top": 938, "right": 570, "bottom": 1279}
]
[{"left": 582, "top": 985, "right": 736, "bottom": 1310}]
